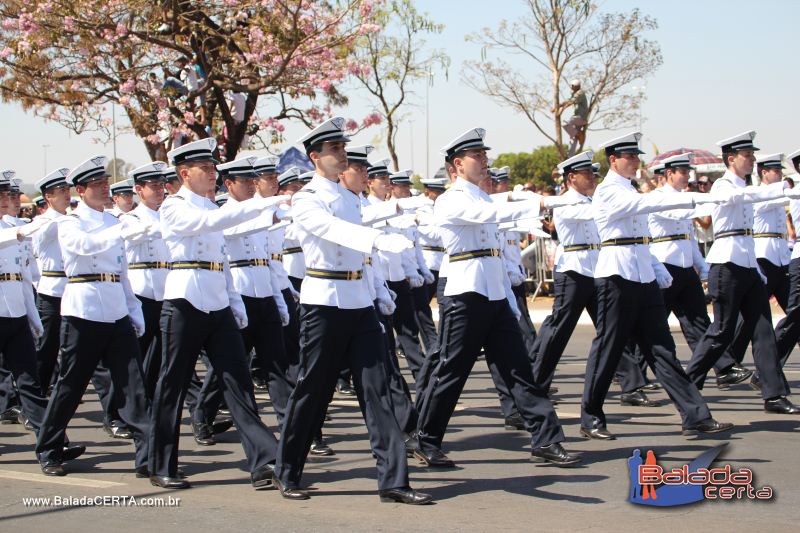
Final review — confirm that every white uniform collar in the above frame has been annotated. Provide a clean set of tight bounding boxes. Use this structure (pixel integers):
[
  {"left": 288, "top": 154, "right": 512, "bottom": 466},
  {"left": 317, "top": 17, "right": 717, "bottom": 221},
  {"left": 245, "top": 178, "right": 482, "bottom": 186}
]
[
  {"left": 720, "top": 169, "right": 746, "bottom": 187},
  {"left": 179, "top": 185, "right": 214, "bottom": 208},
  {"left": 602, "top": 169, "right": 634, "bottom": 189},
  {"left": 44, "top": 207, "right": 65, "bottom": 219},
  {"left": 661, "top": 182, "right": 680, "bottom": 194},
  {"left": 452, "top": 176, "right": 481, "bottom": 194},
  {"left": 564, "top": 187, "right": 591, "bottom": 202}
]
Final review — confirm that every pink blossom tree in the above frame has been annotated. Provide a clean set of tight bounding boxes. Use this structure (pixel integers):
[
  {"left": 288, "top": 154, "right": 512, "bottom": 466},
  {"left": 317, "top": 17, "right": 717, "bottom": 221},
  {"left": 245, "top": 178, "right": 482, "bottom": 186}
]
[{"left": 0, "top": 0, "right": 383, "bottom": 162}]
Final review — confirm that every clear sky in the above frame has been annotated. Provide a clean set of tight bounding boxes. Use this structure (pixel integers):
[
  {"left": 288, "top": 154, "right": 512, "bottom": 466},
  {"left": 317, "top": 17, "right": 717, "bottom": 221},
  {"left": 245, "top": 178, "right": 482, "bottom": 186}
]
[{"left": 2, "top": 0, "right": 797, "bottom": 186}]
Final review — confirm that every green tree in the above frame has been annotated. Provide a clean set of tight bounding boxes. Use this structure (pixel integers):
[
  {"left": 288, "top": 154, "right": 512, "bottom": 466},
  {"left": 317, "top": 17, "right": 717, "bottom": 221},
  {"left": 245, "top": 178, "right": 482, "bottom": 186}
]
[{"left": 494, "top": 145, "right": 564, "bottom": 189}]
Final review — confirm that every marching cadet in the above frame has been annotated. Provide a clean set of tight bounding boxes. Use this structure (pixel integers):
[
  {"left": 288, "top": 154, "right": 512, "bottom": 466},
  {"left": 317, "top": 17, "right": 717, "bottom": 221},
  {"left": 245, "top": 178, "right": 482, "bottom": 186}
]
[
  {"left": 339, "top": 144, "right": 419, "bottom": 454},
  {"left": 686, "top": 132, "right": 800, "bottom": 414},
  {"left": 722, "top": 153, "right": 792, "bottom": 386},
  {"left": 217, "top": 156, "right": 292, "bottom": 425},
  {"left": 532, "top": 151, "right": 602, "bottom": 392},
  {"left": 31, "top": 168, "right": 72, "bottom": 391},
  {"left": 414, "top": 127, "right": 581, "bottom": 469},
  {"left": 149, "top": 139, "right": 289, "bottom": 489},
  {"left": 0, "top": 171, "right": 50, "bottom": 438},
  {"left": 414, "top": 178, "right": 448, "bottom": 355},
  {"left": 278, "top": 166, "right": 308, "bottom": 293},
  {"left": 774, "top": 148, "right": 800, "bottom": 371},
  {"left": 272, "top": 117, "right": 432, "bottom": 504},
  {"left": 381, "top": 170, "right": 428, "bottom": 378},
  {"left": 118, "top": 162, "right": 171, "bottom": 399},
  {"left": 34, "top": 155, "right": 151, "bottom": 476},
  {"left": 647, "top": 153, "right": 749, "bottom": 389},
  {"left": 580, "top": 132, "right": 732, "bottom": 440},
  {"left": 108, "top": 179, "right": 135, "bottom": 216},
  {"left": 4, "top": 176, "right": 40, "bottom": 284}
]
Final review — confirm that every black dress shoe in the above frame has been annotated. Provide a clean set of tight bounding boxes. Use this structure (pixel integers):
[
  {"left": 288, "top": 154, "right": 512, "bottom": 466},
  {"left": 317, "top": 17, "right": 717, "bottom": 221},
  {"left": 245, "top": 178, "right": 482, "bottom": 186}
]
[
  {"left": 103, "top": 423, "right": 133, "bottom": 440},
  {"left": 716, "top": 366, "right": 753, "bottom": 389},
  {"left": 579, "top": 426, "right": 616, "bottom": 440},
  {"left": 251, "top": 464, "right": 275, "bottom": 490},
  {"left": 272, "top": 474, "right": 309, "bottom": 500},
  {"left": 640, "top": 382, "right": 661, "bottom": 391},
  {"left": 62, "top": 445, "right": 86, "bottom": 462},
  {"left": 682, "top": 418, "right": 734, "bottom": 435},
  {"left": 253, "top": 377, "right": 268, "bottom": 391},
  {"left": 620, "top": 390, "right": 658, "bottom": 407},
  {"left": 18, "top": 412, "right": 35, "bottom": 432},
  {"left": 211, "top": 418, "right": 234, "bottom": 435},
  {"left": 150, "top": 475, "right": 190, "bottom": 489},
  {"left": 750, "top": 373, "right": 762, "bottom": 391},
  {"left": 335, "top": 382, "right": 356, "bottom": 396},
  {"left": 379, "top": 487, "right": 433, "bottom": 505},
  {"left": 309, "top": 437, "right": 335, "bottom": 456},
  {"left": 531, "top": 443, "right": 582, "bottom": 467},
  {"left": 504, "top": 412, "right": 526, "bottom": 431},
  {"left": 218, "top": 407, "right": 231, "bottom": 416},
  {"left": 764, "top": 397, "right": 800, "bottom": 414},
  {"left": 413, "top": 447, "right": 455, "bottom": 468},
  {"left": 192, "top": 422, "right": 216, "bottom": 446},
  {"left": 548, "top": 386, "right": 559, "bottom": 394},
  {"left": 136, "top": 466, "right": 186, "bottom": 479},
  {"left": 41, "top": 463, "right": 66, "bottom": 476},
  {"left": 0, "top": 406, "right": 21, "bottom": 424}
]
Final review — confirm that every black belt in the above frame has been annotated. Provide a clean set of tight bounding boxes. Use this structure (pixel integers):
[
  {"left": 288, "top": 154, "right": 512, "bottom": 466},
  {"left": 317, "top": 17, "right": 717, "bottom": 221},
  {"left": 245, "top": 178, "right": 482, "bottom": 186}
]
[
  {"left": 171, "top": 261, "right": 224, "bottom": 272},
  {"left": 281, "top": 247, "right": 302, "bottom": 255},
  {"left": 600, "top": 237, "right": 650, "bottom": 247},
  {"left": 229, "top": 258, "right": 269, "bottom": 268},
  {"left": 305, "top": 268, "right": 363, "bottom": 280},
  {"left": 449, "top": 249, "right": 500, "bottom": 262},
  {"left": 68, "top": 273, "right": 120, "bottom": 283},
  {"left": 651, "top": 234, "right": 690, "bottom": 243},
  {"left": 0, "top": 273, "right": 22, "bottom": 282},
  {"left": 562, "top": 243, "right": 599, "bottom": 252},
  {"left": 422, "top": 246, "right": 446, "bottom": 252},
  {"left": 271, "top": 253, "right": 283, "bottom": 261},
  {"left": 753, "top": 232, "right": 786, "bottom": 239},
  {"left": 41, "top": 270, "right": 66, "bottom": 277},
  {"left": 714, "top": 229, "right": 753, "bottom": 239},
  {"left": 128, "top": 261, "right": 172, "bottom": 270}
]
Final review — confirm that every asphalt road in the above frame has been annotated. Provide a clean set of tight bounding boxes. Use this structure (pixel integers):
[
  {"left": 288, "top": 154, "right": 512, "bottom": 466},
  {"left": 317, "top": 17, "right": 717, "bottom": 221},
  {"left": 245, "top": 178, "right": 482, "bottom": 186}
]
[{"left": 1, "top": 301, "right": 798, "bottom": 532}]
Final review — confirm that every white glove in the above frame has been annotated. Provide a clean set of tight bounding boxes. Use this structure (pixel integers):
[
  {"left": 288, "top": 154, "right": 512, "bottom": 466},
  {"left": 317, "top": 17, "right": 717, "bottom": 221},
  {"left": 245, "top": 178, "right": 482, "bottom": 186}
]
[
  {"left": 510, "top": 190, "right": 537, "bottom": 201},
  {"left": 130, "top": 315, "right": 145, "bottom": 337},
  {"left": 17, "top": 217, "right": 53, "bottom": 238},
  {"left": 542, "top": 195, "right": 584, "bottom": 209},
  {"left": 407, "top": 273, "right": 424, "bottom": 288},
  {"left": 655, "top": 270, "right": 673, "bottom": 289},
  {"left": 784, "top": 188, "right": 800, "bottom": 199},
  {"left": 29, "top": 317, "right": 44, "bottom": 339},
  {"left": 374, "top": 233, "right": 413, "bottom": 253},
  {"left": 698, "top": 264, "right": 710, "bottom": 282},
  {"left": 233, "top": 308, "right": 248, "bottom": 329},
  {"left": 145, "top": 222, "right": 162, "bottom": 238},
  {"left": 274, "top": 204, "right": 292, "bottom": 220},
  {"left": 377, "top": 296, "right": 396, "bottom": 316},
  {"left": 119, "top": 223, "right": 149, "bottom": 241},
  {"left": 508, "top": 270, "right": 526, "bottom": 286},
  {"left": 256, "top": 194, "right": 292, "bottom": 210},
  {"left": 278, "top": 306, "right": 290, "bottom": 327},
  {"left": 422, "top": 270, "right": 435, "bottom": 285}
]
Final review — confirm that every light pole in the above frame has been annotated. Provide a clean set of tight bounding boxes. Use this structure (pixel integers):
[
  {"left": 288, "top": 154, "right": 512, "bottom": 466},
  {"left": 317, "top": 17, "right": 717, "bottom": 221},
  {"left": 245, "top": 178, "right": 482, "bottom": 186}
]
[{"left": 42, "top": 144, "right": 51, "bottom": 175}]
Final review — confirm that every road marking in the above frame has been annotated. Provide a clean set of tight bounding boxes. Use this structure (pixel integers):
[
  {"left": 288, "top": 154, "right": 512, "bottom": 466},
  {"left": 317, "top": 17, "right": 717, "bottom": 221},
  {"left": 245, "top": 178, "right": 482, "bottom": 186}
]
[{"left": 0, "top": 469, "right": 126, "bottom": 488}]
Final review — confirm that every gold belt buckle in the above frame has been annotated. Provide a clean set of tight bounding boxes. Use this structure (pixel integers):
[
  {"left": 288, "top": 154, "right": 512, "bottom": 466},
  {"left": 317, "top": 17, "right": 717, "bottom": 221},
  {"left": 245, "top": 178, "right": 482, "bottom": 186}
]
[
  {"left": 491, "top": 249, "right": 499, "bottom": 257},
  {"left": 100, "top": 273, "right": 112, "bottom": 282},
  {"left": 213, "top": 262, "right": 223, "bottom": 272}
]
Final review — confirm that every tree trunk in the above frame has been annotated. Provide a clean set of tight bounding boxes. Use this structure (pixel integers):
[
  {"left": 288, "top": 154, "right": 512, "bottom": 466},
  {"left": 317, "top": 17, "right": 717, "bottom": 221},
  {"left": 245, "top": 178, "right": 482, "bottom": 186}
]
[{"left": 386, "top": 118, "right": 399, "bottom": 171}]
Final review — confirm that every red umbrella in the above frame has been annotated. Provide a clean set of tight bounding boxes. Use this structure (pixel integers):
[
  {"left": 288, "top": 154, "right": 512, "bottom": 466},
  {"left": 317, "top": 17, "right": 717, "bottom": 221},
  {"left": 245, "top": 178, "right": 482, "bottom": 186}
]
[{"left": 648, "top": 148, "right": 722, "bottom": 168}]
